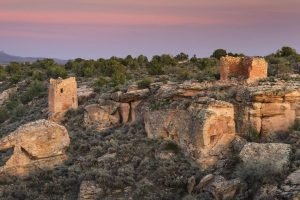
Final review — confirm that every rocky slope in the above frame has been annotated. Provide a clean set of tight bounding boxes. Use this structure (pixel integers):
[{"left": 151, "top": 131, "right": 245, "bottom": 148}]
[{"left": 0, "top": 76, "right": 299, "bottom": 200}]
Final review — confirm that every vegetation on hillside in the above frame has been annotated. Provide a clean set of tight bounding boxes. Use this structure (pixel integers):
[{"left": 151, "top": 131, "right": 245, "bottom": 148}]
[{"left": 0, "top": 46, "right": 299, "bottom": 199}]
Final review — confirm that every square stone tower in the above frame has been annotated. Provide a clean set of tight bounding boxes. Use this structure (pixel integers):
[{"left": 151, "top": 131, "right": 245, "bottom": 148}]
[
  {"left": 220, "top": 56, "right": 268, "bottom": 83},
  {"left": 48, "top": 77, "right": 78, "bottom": 121}
]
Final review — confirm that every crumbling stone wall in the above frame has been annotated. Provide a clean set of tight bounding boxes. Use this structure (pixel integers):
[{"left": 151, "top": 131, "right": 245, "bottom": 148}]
[
  {"left": 220, "top": 56, "right": 268, "bottom": 82},
  {"left": 48, "top": 77, "right": 78, "bottom": 121}
]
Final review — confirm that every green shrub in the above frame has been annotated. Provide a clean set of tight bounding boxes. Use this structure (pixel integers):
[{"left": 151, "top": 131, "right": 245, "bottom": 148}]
[
  {"left": 137, "top": 55, "right": 148, "bottom": 66},
  {"left": 0, "top": 67, "right": 6, "bottom": 81},
  {"left": 235, "top": 161, "right": 284, "bottom": 185},
  {"left": 47, "top": 65, "right": 67, "bottom": 78},
  {"left": 175, "top": 52, "right": 189, "bottom": 61},
  {"left": 6, "top": 96, "right": 21, "bottom": 110},
  {"left": 30, "top": 69, "right": 47, "bottom": 81},
  {"left": 137, "top": 78, "right": 152, "bottom": 89},
  {"left": 267, "top": 56, "right": 293, "bottom": 76},
  {"left": 163, "top": 141, "right": 180, "bottom": 153},
  {"left": 94, "top": 76, "right": 109, "bottom": 88},
  {"left": 11, "top": 104, "right": 26, "bottom": 119},
  {"left": 150, "top": 99, "right": 172, "bottom": 110},
  {"left": 5, "top": 62, "right": 22, "bottom": 75},
  {"left": 246, "top": 126, "right": 260, "bottom": 142},
  {"left": 276, "top": 46, "right": 297, "bottom": 57},
  {"left": 211, "top": 49, "right": 227, "bottom": 59},
  {"left": 196, "top": 58, "right": 218, "bottom": 70},
  {"left": 112, "top": 71, "right": 126, "bottom": 86},
  {"left": 9, "top": 74, "right": 22, "bottom": 84},
  {"left": 21, "top": 80, "right": 46, "bottom": 104},
  {"left": 4, "top": 96, "right": 26, "bottom": 120},
  {"left": 98, "top": 60, "right": 125, "bottom": 77},
  {"left": 177, "top": 69, "right": 191, "bottom": 81},
  {"left": 32, "top": 59, "right": 56, "bottom": 69},
  {"left": 0, "top": 108, "right": 9, "bottom": 123},
  {"left": 147, "top": 63, "right": 163, "bottom": 75}
]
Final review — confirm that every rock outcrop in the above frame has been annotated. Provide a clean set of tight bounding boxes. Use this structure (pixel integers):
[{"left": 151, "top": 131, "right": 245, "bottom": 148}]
[
  {"left": 239, "top": 143, "right": 291, "bottom": 173},
  {"left": 144, "top": 98, "right": 236, "bottom": 167},
  {"left": 0, "top": 120, "right": 70, "bottom": 176},
  {"left": 239, "top": 82, "right": 300, "bottom": 136},
  {"left": 84, "top": 101, "right": 121, "bottom": 131},
  {"left": 84, "top": 88, "right": 147, "bottom": 130}
]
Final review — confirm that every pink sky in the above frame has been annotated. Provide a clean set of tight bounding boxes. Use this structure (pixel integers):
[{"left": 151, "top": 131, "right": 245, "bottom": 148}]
[{"left": 1, "top": 0, "right": 300, "bottom": 59}]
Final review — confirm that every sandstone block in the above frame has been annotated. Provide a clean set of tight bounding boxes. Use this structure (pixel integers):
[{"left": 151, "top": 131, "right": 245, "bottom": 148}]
[
  {"left": 0, "top": 120, "right": 70, "bottom": 176},
  {"left": 144, "top": 99, "right": 236, "bottom": 168},
  {"left": 261, "top": 103, "right": 290, "bottom": 117},
  {"left": 84, "top": 102, "right": 120, "bottom": 131}
]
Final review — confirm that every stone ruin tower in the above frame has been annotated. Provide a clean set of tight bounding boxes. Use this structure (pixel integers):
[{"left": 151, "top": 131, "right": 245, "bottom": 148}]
[
  {"left": 220, "top": 56, "right": 268, "bottom": 83},
  {"left": 48, "top": 77, "right": 78, "bottom": 121}
]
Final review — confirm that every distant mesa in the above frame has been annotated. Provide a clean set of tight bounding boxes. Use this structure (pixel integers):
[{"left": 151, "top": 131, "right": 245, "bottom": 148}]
[{"left": 0, "top": 50, "right": 67, "bottom": 65}]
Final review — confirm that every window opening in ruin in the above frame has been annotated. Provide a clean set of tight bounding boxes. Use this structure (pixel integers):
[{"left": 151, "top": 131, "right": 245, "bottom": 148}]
[
  {"left": 60, "top": 88, "right": 64, "bottom": 93},
  {"left": 210, "top": 135, "right": 217, "bottom": 145}
]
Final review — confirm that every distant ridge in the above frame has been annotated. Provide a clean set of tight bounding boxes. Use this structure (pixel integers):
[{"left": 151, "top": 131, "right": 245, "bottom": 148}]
[{"left": 0, "top": 51, "right": 67, "bottom": 65}]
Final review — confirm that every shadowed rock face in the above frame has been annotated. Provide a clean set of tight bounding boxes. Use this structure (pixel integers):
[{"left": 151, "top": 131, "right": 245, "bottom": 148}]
[{"left": 0, "top": 120, "right": 70, "bottom": 176}]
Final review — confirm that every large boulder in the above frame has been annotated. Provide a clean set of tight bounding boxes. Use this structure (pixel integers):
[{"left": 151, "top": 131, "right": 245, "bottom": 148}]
[
  {"left": 239, "top": 143, "right": 291, "bottom": 173},
  {"left": 144, "top": 98, "right": 236, "bottom": 168},
  {"left": 0, "top": 120, "right": 70, "bottom": 176},
  {"left": 84, "top": 102, "right": 120, "bottom": 131}
]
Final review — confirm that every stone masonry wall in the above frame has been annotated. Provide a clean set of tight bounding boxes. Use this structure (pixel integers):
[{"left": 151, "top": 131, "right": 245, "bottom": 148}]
[
  {"left": 242, "top": 57, "right": 268, "bottom": 82},
  {"left": 220, "top": 57, "right": 244, "bottom": 80},
  {"left": 220, "top": 56, "right": 268, "bottom": 82},
  {"left": 48, "top": 77, "right": 78, "bottom": 120}
]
